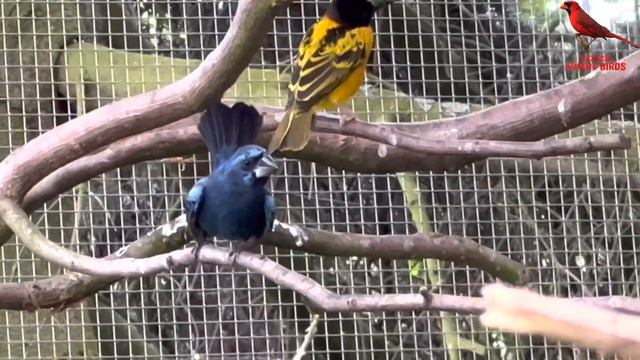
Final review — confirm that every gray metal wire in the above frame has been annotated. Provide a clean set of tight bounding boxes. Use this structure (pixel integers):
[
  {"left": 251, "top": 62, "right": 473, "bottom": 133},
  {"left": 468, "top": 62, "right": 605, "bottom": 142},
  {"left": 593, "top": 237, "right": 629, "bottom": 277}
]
[{"left": 0, "top": 0, "right": 639, "bottom": 358}]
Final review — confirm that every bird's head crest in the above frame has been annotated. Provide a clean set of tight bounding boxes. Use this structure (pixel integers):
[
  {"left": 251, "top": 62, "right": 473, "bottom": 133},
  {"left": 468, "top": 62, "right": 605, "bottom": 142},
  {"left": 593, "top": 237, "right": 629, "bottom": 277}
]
[{"left": 560, "top": 1, "right": 580, "bottom": 13}]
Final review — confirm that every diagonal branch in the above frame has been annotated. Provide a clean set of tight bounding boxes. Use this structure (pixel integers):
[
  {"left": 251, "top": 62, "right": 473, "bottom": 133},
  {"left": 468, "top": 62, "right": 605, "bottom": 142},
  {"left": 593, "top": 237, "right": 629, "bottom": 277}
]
[
  {"left": 22, "top": 116, "right": 205, "bottom": 213},
  {"left": 0, "top": 197, "right": 189, "bottom": 277},
  {"left": 0, "top": 0, "right": 293, "bottom": 201},
  {"left": 5, "top": 111, "right": 628, "bottom": 255},
  {"left": 0, "top": 215, "right": 189, "bottom": 311}
]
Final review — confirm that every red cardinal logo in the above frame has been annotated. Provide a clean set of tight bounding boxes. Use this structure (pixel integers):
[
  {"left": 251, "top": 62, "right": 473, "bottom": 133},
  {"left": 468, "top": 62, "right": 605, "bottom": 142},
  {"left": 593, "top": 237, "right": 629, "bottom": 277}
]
[{"left": 560, "top": 1, "right": 640, "bottom": 50}]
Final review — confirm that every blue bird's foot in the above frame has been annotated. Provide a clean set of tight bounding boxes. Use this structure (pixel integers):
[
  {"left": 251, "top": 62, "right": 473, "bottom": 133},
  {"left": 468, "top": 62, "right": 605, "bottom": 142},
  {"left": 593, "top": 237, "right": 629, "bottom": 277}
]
[
  {"left": 192, "top": 240, "right": 205, "bottom": 263},
  {"left": 190, "top": 231, "right": 211, "bottom": 266},
  {"left": 228, "top": 237, "right": 260, "bottom": 267}
]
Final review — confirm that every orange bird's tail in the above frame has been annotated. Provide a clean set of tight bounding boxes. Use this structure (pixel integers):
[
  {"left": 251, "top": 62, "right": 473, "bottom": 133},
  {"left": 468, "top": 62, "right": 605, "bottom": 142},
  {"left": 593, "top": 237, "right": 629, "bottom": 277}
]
[{"left": 607, "top": 31, "right": 640, "bottom": 48}]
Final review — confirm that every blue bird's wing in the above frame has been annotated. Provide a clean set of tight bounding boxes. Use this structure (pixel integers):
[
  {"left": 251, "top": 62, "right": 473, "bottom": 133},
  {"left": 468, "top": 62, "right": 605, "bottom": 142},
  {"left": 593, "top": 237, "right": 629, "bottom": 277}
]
[
  {"left": 264, "top": 192, "right": 276, "bottom": 234},
  {"left": 185, "top": 178, "right": 207, "bottom": 232}
]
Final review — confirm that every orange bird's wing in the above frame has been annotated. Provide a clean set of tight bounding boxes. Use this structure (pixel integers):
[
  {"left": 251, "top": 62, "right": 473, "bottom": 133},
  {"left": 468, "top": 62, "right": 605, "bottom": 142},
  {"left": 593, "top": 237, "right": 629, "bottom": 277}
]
[{"left": 288, "top": 18, "right": 372, "bottom": 112}]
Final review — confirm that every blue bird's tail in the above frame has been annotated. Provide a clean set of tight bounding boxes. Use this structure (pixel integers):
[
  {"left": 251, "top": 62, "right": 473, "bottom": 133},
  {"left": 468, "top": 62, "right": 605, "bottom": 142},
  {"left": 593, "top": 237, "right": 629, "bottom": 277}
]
[{"left": 198, "top": 102, "right": 263, "bottom": 160}]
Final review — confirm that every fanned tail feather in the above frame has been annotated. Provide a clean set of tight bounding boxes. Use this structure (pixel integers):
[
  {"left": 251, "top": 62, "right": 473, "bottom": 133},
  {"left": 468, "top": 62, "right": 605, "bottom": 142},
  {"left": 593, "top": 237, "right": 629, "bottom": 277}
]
[{"left": 198, "top": 102, "right": 264, "bottom": 160}]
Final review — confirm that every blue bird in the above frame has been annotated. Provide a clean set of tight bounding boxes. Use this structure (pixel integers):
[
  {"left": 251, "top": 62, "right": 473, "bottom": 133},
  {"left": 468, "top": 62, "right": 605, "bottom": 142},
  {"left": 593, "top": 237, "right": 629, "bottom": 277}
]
[{"left": 185, "top": 102, "right": 278, "bottom": 264}]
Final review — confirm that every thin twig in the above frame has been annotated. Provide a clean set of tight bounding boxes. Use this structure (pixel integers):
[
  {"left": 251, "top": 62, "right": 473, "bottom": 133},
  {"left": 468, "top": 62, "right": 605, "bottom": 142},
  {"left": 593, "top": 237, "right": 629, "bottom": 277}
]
[{"left": 293, "top": 313, "right": 320, "bottom": 360}]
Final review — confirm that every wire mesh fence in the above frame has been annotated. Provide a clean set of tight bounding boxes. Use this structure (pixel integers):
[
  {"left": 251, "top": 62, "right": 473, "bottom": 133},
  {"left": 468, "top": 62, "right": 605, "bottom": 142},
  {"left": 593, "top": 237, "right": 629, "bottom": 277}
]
[{"left": 1, "top": 0, "right": 639, "bottom": 358}]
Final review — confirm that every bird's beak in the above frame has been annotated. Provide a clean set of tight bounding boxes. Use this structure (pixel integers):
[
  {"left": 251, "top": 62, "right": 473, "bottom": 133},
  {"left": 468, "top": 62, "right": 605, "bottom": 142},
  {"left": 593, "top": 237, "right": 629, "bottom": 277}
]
[
  {"left": 253, "top": 154, "right": 278, "bottom": 178},
  {"left": 560, "top": 3, "right": 568, "bottom": 10}
]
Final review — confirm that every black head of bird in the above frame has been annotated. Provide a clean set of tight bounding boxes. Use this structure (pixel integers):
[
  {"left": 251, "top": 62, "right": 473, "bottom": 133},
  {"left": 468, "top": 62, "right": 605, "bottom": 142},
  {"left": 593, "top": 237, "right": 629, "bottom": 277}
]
[{"left": 332, "top": 0, "right": 394, "bottom": 27}]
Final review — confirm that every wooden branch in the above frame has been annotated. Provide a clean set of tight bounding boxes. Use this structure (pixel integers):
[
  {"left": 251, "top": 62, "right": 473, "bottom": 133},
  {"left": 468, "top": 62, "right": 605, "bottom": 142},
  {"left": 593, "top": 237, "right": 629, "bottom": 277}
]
[
  {"left": 0, "top": 196, "right": 488, "bottom": 313},
  {"left": 1, "top": 38, "right": 634, "bottom": 248},
  {"left": 481, "top": 284, "right": 640, "bottom": 359},
  {"left": 0, "top": 215, "right": 188, "bottom": 311},
  {"left": 20, "top": 110, "right": 630, "bottom": 218},
  {"left": 5, "top": 187, "right": 528, "bottom": 282},
  {"left": 275, "top": 46, "right": 640, "bottom": 170},
  {"left": 52, "top": 45, "right": 640, "bottom": 173},
  {"left": 11, "top": 242, "right": 488, "bottom": 313},
  {"left": 382, "top": 52, "right": 640, "bottom": 143},
  {"left": 0, "top": 214, "right": 636, "bottom": 316},
  {"left": 266, "top": 221, "right": 527, "bottom": 284},
  {"left": 0, "top": 197, "right": 189, "bottom": 277},
  {"left": 22, "top": 116, "right": 204, "bottom": 213},
  {"left": 6, "top": 110, "right": 628, "bottom": 254},
  {"left": 0, "top": 225, "right": 638, "bottom": 318},
  {"left": 0, "top": 0, "right": 292, "bottom": 201},
  {"left": 316, "top": 113, "right": 630, "bottom": 159}
]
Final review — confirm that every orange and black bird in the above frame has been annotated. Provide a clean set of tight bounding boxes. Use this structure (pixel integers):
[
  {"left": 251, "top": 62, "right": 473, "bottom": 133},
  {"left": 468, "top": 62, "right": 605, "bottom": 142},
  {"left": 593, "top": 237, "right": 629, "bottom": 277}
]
[
  {"left": 267, "top": 0, "right": 392, "bottom": 153},
  {"left": 561, "top": 1, "right": 640, "bottom": 49}
]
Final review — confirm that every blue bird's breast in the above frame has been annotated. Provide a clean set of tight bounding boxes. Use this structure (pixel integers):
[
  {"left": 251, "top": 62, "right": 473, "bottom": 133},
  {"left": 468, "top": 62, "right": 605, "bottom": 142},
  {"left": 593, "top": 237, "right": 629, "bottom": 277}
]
[{"left": 197, "top": 176, "right": 270, "bottom": 241}]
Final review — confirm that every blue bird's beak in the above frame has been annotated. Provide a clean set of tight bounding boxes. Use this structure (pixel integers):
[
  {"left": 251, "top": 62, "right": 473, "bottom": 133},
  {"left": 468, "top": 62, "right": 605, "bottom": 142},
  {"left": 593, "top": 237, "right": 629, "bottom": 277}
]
[{"left": 253, "top": 154, "right": 278, "bottom": 179}]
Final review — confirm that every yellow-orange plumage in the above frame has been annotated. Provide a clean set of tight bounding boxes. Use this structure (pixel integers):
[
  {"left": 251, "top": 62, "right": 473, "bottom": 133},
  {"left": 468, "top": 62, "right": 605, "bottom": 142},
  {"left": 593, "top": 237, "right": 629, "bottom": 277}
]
[{"left": 267, "top": 1, "right": 381, "bottom": 153}]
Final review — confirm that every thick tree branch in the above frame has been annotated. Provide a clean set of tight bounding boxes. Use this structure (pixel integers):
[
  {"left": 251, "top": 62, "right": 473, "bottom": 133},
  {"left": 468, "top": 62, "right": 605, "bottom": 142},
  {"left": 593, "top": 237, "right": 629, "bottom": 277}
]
[
  {"left": 374, "top": 55, "right": 640, "bottom": 145},
  {"left": 5, "top": 44, "right": 633, "bottom": 249},
  {"left": 266, "top": 221, "right": 527, "bottom": 284},
  {"left": 6, "top": 112, "right": 627, "bottom": 260},
  {"left": 0, "top": 0, "right": 292, "bottom": 201},
  {"left": 0, "top": 197, "right": 189, "bottom": 277},
  {"left": 4, "top": 188, "right": 527, "bottom": 282},
  {"left": 481, "top": 284, "right": 640, "bottom": 359},
  {"left": 20, "top": 111, "right": 630, "bottom": 217},
  {"left": 0, "top": 216, "right": 188, "bottom": 311},
  {"left": 0, "top": 226, "right": 638, "bottom": 318},
  {"left": 4, "top": 242, "right": 487, "bottom": 314},
  {"left": 316, "top": 114, "right": 630, "bottom": 159},
  {"left": 22, "top": 117, "right": 204, "bottom": 213},
  {"left": 0, "top": 196, "right": 490, "bottom": 313}
]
